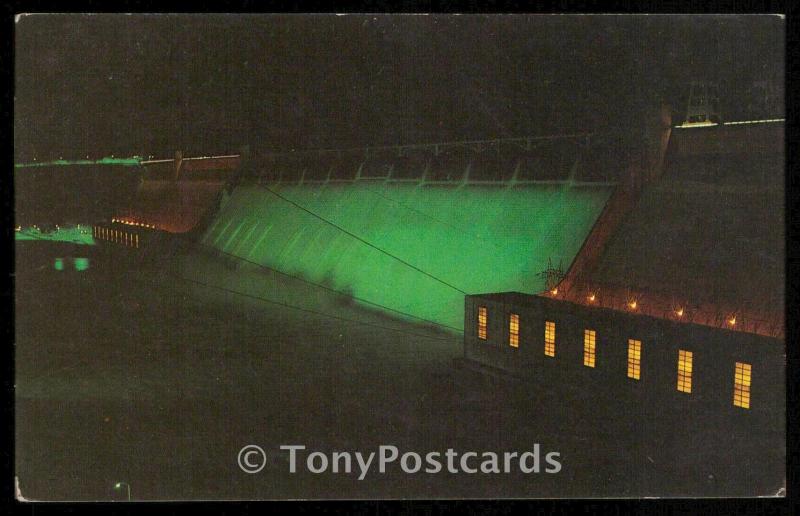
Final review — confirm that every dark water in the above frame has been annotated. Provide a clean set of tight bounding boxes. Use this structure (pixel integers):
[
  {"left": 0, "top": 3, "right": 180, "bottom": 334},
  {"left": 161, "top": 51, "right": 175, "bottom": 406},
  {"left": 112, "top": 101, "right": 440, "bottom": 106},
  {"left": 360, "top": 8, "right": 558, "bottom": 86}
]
[{"left": 14, "top": 242, "right": 785, "bottom": 500}]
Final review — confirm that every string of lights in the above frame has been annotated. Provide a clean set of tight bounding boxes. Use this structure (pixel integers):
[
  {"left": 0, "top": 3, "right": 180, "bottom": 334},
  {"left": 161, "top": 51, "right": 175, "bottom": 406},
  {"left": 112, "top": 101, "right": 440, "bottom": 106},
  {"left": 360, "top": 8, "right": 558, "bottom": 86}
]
[{"left": 546, "top": 280, "right": 783, "bottom": 338}]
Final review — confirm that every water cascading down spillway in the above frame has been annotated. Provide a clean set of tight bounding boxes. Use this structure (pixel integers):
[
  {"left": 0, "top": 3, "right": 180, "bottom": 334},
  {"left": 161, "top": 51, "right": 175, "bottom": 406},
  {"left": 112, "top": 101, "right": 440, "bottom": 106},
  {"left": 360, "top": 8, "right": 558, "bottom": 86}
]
[{"left": 199, "top": 181, "right": 613, "bottom": 332}]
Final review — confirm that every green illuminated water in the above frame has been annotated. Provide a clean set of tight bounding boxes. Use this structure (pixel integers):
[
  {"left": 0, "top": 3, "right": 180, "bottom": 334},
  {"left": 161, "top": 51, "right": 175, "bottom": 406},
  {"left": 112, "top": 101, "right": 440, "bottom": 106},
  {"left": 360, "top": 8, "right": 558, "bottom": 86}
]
[
  {"left": 14, "top": 157, "right": 141, "bottom": 168},
  {"left": 74, "top": 257, "right": 90, "bottom": 271},
  {"left": 15, "top": 226, "right": 95, "bottom": 245},
  {"left": 201, "top": 183, "right": 612, "bottom": 331}
]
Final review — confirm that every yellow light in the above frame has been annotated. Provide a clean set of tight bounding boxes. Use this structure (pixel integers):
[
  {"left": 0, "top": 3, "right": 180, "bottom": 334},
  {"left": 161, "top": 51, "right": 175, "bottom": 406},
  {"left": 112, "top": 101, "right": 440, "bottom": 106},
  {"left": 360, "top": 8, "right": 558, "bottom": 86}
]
[
  {"left": 676, "top": 308, "right": 684, "bottom": 317},
  {"left": 628, "top": 300, "right": 637, "bottom": 310},
  {"left": 677, "top": 349, "right": 693, "bottom": 393},
  {"left": 728, "top": 316, "right": 736, "bottom": 326},
  {"left": 627, "top": 339, "right": 642, "bottom": 380},
  {"left": 509, "top": 313, "right": 519, "bottom": 348},
  {"left": 583, "top": 329, "right": 596, "bottom": 367},
  {"left": 477, "top": 306, "right": 487, "bottom": 340},
  {"left": 733, "top": 362, "right": 751, "bottom": 409},
  {"left": 544, "top": 321, "right": 556, "bottom": 357},
  {"left": 587, "top": 293, "right": 596, "bottom": 302},
  {"left": 550, "top": 288, "right": 558, "bottom": 296}
]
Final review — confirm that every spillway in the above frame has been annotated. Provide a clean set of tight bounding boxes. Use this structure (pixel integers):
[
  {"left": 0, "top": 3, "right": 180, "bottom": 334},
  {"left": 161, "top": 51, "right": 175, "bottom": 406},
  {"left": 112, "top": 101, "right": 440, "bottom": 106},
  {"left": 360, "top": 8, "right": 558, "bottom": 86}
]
[{"left": 200, "top": 182, "right": 613, "bottom": 331}]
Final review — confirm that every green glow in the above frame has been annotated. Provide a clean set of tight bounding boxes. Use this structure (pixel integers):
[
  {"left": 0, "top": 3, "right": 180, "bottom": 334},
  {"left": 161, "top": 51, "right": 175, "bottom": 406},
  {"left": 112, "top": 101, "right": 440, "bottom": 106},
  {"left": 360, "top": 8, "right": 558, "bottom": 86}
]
[
  {"left": 15, "top": 226, "right": 95, "bottom": 245},
  {"left": 202, "top": 183, "right": 611, "bottom": 331},
  {"left": 14, "top": 157, "right": 141, "bottom": 168},
  {"left": 53, "top": 258, "right": 64, "bottom": 271},
  {"left": 74, "top": 257, "right": 90, "bottom": 271}
]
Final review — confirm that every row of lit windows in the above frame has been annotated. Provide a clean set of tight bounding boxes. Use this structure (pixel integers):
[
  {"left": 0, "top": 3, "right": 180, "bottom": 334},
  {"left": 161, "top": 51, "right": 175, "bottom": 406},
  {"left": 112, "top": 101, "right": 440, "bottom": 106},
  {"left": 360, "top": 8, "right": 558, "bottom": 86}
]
[
  {"left": 93, "top": 226, "right": 140, "bottom": 248},
  {"left": 475, "top": 307, "right": 753, "bottom": 408}
]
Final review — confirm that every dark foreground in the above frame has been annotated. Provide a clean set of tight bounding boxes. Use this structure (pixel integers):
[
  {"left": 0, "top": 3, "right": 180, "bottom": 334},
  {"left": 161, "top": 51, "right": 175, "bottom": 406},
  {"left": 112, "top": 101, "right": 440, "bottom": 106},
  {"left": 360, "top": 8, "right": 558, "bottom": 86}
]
[{"left": 15, "top": 242, "right": 785, "bottom": 500}]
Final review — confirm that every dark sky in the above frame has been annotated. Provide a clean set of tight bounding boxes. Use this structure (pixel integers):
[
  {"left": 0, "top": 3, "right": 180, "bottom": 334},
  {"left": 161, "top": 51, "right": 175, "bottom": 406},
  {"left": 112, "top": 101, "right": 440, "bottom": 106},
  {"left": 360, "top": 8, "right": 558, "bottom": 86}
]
[{"left": 14, "top": 14, "right": 784, "bottom": 160}]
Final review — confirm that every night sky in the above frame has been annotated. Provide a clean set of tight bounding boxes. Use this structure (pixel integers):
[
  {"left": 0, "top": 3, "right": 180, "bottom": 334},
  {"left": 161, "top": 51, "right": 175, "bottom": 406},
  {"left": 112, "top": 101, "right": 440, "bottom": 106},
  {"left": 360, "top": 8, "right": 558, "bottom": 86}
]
[{"left": 14, "top": 14, "right": 784, "bottom": 160}]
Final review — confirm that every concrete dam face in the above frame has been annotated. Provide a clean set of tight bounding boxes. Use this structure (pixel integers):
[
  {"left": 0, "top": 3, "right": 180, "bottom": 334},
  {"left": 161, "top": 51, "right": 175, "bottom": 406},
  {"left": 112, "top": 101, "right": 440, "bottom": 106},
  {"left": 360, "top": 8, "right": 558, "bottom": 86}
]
[{"left": 199, "top": 182, "right": 613, "bottom": 331}]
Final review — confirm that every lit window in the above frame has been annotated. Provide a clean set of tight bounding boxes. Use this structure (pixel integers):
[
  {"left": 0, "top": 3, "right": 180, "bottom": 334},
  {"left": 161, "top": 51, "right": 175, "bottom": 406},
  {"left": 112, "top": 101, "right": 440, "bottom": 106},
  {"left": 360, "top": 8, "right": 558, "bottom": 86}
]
[
  {"left": 627, "top": 339, "right": 642, "bottom": 380},
  {"left": 733, "top": 362, "right": 752, "bottom": 409},
  {"left": 477, "top": 306, "right": 487, "bottom": 340},
  {"left": 677, "top": 350, "right": 693, "bottom": 393},
  {"left": 544, "top": 321, "right": 556, "bottom": 357},
  {"left": 509, "top": 314, "right": 519, "bottom": 348},
  {"left": 583, "top": 330, "right": 596, "bottom": 367}
]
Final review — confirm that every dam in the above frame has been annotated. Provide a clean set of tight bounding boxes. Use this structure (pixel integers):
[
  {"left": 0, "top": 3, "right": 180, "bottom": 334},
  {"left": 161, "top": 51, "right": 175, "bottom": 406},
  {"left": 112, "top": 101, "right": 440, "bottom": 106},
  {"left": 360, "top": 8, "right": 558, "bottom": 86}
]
[
  {"left": 17, "top": 134, "right": 619, "bottom": 332},
  {"left": 14, "top": 118, "right": 785, "bottom": 500}
]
